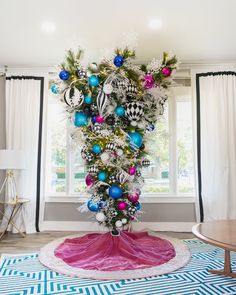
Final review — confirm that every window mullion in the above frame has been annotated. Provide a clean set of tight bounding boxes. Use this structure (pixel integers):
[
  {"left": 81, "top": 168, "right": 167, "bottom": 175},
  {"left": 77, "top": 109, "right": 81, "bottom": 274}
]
[
  {"left": 66, "top": 121, "right": 72, "bottom": 195},
  {"left": 168, "top": 95, "right": 177, "bottom": 194}
]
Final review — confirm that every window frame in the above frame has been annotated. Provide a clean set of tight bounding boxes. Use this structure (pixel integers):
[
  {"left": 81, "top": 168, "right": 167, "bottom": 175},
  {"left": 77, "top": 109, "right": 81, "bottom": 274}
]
[{"left": 44, "top": 85, "right": 196, "bottom": 203}]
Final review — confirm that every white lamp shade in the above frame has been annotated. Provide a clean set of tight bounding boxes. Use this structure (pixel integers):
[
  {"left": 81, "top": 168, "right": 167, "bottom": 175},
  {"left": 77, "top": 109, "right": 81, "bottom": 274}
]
[{"left": 0, "top": 149, "right": 26, "bottom": 170}]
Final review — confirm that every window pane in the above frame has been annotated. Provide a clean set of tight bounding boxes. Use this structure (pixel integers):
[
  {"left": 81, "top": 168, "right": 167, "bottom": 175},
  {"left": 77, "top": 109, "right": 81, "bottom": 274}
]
[
  {"left": 143, "top": 107, "right": 170, "bottom": 193},
  {"left": 47, "top": 99, "right": 67, "bottom": 193},
  {"left": 177, "top": 100, "right": 195, "bottom": 193}
]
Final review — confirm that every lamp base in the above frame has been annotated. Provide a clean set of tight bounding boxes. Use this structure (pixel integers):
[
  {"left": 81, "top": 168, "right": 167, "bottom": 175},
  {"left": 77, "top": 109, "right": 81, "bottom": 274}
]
[{"left": 0, "top": 170, "right": 18, "bottom": 203}]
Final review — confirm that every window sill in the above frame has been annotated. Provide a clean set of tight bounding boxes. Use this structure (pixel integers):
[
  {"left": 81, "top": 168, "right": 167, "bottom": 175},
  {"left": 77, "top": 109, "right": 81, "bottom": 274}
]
[{"left": 45, "top": 195, "right": 196, "bottom": 204}]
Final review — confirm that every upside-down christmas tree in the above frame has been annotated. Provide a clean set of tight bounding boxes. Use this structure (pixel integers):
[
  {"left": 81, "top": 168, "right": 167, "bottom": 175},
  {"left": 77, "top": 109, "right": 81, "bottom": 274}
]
[{"left": 52, "top": 47, "right": 178, "bottom": 235}]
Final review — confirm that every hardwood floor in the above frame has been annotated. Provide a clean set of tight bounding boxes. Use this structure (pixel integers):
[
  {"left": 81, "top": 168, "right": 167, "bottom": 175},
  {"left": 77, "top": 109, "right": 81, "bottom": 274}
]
[{"left": 0, "top": 231, "right": 194, "bottom": 254}]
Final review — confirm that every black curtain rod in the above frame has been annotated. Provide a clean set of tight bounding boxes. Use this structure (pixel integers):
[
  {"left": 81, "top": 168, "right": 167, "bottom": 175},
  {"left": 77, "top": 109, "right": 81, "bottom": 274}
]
[{"left": 6, "top": 76, "right": 43, "bottom": 80}]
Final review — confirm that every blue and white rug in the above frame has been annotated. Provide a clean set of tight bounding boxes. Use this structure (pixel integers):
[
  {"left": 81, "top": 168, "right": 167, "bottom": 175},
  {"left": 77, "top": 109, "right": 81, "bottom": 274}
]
[{"left": 0, "top": 240, "right": 236, "bottom": 295}]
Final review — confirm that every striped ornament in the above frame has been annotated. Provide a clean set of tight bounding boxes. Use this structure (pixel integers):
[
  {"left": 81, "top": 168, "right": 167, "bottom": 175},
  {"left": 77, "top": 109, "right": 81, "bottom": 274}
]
[{"left": 96, "top": 90, "right": 108, "bottom": 116}]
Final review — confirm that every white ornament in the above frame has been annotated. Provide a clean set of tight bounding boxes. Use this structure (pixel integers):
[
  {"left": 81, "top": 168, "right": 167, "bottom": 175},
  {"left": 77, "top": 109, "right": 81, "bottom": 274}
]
[
  {"left": 131, "top": 121, "right": 138, "bottom": 127},
  {"left": 116, "top": 148, "right": 123, "bottom": 156},
  {"left": 96, "top": 212, "right": 106, "bottom": 222},
  {"left": 103, "top": 84, "right": 113, "bottom": 94},
  {"left": 101, "top": 152, "right": 110, "bottom": 163},
  {"left": 122, "top": 218, "right": 127, "bottom": 224},
  {"left": 89, "top": 63, "right": 98, "bottom": 71},
  {"left": 138, "top": 122, "right": 145, "bottom": 129},
  {"left": 115, "top": 220, "right": 123, "bottom": 228}
]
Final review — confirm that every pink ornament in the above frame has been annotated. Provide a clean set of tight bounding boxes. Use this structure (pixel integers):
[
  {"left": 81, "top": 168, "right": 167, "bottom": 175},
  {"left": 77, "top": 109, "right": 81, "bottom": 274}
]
[
  {"left": 85, "top": 174, "right": 94, "bottom": 186},
  {"left": 128, "top": 193, "right": 140, "bottom": 203},
  {"left": 128, "top": 166, "right": 136, "bottom": 175},
  {"left": 117, "top": 201, "right": 128, "bottom": 210},
  {"left": 162, "top": 67, "right": 172, "bottom": 77},
  {"left": 143, "top": 74, "right": 155, "bottom": 89},
  {"left": 96, "top": 115, "right": 104, "bottom": 124}
]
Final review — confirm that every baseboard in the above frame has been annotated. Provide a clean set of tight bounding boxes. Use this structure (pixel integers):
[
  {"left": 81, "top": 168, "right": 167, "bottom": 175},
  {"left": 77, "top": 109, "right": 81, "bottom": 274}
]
[{"left": 41, "top": 221, "right": 196, "bottom": 232}]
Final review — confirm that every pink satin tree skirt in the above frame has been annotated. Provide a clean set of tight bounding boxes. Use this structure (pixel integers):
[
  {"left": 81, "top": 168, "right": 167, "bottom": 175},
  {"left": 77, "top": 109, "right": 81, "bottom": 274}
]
[{"left": 54, "top": 231, "right": 176, "bottom": 271}]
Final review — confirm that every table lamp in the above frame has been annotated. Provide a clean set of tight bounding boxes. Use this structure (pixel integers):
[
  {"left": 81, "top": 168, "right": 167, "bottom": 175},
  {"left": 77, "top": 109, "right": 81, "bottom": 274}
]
[{"left": 0, "top": 149, "right": 25, "bottom": 203}]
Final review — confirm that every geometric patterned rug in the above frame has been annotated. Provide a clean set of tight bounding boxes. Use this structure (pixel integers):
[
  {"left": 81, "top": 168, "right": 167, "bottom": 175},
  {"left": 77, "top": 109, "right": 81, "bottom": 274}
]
[{"left": 0, "top": 240, "right": 236, "bottom": 295}]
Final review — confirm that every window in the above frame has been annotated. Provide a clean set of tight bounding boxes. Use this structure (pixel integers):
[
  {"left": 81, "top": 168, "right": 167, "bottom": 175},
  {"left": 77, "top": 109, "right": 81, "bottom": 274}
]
[{"left": 45, "top": 85, "right": 195, "bottom": 199}]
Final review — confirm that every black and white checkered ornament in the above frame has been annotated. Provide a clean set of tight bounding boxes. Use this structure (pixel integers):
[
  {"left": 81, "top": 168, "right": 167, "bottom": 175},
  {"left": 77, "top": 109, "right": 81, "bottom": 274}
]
[
  {"left": 128, "top": 207, "right": 136, "bottom": 215},
  {"left": 136, "top": 170, "right": 142, "bottom": 177},
  {"left": 142, "top": 159, "right": 150, "bottom": 167},
  {"left": 88, "top": 165, "right": 99, "bottom": 175},
  {"left": 116, "top": 81, "right": 127, "bottom": 89},
  {"left": 146, "top": 123, "right": 155, "bottom": 132},
  {"left": 93, "top": 123, "right": 103, "bottom": 135},
  {"left": 106, "top": 142, "right": 116, "bottom": 152},
  {"left": 81, "top": 146, "right": 88, "bottom": 159},
  {"left": 64, "top": 87, "right": 84, "bottom": 107},
  {"left": 76, "top": 69, "right": 87, "bottom": 79},
  {"left": 126, "top": 83, "right": 138, "bottom": 97},
  {"left": 126, "top": 102, "right": 144, "bottom": 122}
]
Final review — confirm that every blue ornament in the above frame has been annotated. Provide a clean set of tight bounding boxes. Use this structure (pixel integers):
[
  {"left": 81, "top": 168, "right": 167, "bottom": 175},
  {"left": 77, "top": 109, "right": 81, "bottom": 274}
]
[
  {"left": 114, "top": 55, "right": 124, "bottom": 67},
  {"left": 98, "top": 200, "right": 107, "bottom": 209},
  {"left": 92, "top": 143, "right": 102, "bottom": 154},
  {"left": 84, "top": 94, "right": 92, "bottom": 104},
  {"left": 109, "top": 184, "right": 123, "bottom": 199},
  {"left": 87, "top": 200, "right": 99, "bottom": 212},
  {"left": 89, "top": 75, "right": 99, "bottom": 87},
  {"left": 128, "top": 132, "right": 143, "bottom": 148},
  {"left": 98, "top": 171, "right": 107, "bottom": 182},
  {"left": 74, "top": 111, "right": 88, "bottom": 127},
  {"left": 115, "top": 106, "right": 125, "bottom": 117},
  {"left": 135, "top": 202, "right": 141, "bottom": 211},
  {"left": 59, "top": 70, "right": 70, "bottom": 81},
  {"left": 147, "top": 123, "right": 155, "bottom": 132},
  {"left": 51, "top": 84, "right": 59, "bottom": 94},
  {"left": 91, "top": 115, "right": 97, "bottom": 124}
]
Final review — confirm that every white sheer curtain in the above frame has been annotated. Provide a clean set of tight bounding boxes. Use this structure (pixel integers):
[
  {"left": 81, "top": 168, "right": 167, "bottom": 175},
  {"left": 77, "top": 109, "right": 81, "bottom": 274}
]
[
  {"left": 197, "top": 73, "right": 236, "bottom": 221},
  {"left": 4, "top": 77, "right": 44, "bottom": 233}
]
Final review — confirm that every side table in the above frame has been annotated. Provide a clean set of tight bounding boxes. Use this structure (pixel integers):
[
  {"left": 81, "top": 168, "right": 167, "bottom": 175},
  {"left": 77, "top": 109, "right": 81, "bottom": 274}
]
[{"left": 0, "top": 198, "right": 30, "bottom": 240}]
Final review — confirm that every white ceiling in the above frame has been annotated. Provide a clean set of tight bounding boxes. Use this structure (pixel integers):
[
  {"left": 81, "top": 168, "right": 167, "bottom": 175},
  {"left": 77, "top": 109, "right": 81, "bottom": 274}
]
[{"left": 0, "top": 0, "right": 236, "bottom": 67}]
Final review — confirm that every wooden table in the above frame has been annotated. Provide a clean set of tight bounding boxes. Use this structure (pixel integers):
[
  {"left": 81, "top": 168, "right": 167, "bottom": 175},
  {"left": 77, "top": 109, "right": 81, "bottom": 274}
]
[
  {"left": 0, "top": 198, "right": 30, "bottom": 240},
  {"left": 192, "top": 220, "right": 236, "bottom": 278}
]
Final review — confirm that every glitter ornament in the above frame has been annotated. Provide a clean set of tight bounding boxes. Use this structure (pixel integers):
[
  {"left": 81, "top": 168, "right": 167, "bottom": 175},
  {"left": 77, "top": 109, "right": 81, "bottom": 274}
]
[
  {"left": 117, "top": 201, "right": 128, "bottom": 210},
  {"left": 128, "top": 193, "right": 140, "bottom": 203}
]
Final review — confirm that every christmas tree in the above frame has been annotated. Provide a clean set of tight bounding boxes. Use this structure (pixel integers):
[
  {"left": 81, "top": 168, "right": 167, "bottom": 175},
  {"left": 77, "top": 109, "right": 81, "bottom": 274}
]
[{"left": 52, "top": 47, "right": 178, "bottom": 235}]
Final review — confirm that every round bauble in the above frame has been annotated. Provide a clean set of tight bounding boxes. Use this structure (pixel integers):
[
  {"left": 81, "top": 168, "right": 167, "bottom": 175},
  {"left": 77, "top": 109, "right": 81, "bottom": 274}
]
[
  {"left": 59, "top": 70, "right": 70, "bottom": 81},
  {"left": 92, "top": 143, "right": 102, "bottom": 154},
  {"left": 89, "top": 62, "right": 98, "bottom": 72},
  {"left": 114, "top": 55, "right": 124, "bottom": 67},
  {"left": 128, "top": 166, "right": 136, "bottom": 175},
  {"left": 100, "top": 152, "right": 110, "bottom": 163},
  {"left": 76, "top": 69, "right": 87, "bottom": 79},
  {"left": 89, "top": 75, "right": 99, "bottom": 86},
  {"left": 103, "top": 84, "right": 113, "bottom": 94},
  {"left": 96, "top": 115, "right": 104, "bottom": 124},
  {"left": 122, "top": 218, "right": 127, "bottom": 224},
  {"left": 64, "top": 87, "right": 84, "bottom": 107},
  {"left": 91, "top": 115, "right": 97, "bottom": 124},
  {"left": 109, "top": 185, "right": 123, "bottom": 199},
  {"left": 128, "top": 193, "right": 139, "bottom": 203},
  {"left": 98, "top": 171, "right": 107, "bottom": 182},
  {"left": 96, "top": 212, "right": 106, "bottom": 222},
  {"left": 115, "top": 220, "right": 123, "bottom": 228},
  {"left": 87, "top": 200, "right": 99, "bottom": 212},
  {"left": 51, "top": 83, "right": 59, "bottom": 94},
  {"left": 116, "top": 148, "right": 123, "bottom": 156},
  {"left": 97, "top": 184, "right": 107, "bottom": 193},
  {"left": 162, "top": 67, "right": 172, "bottom": 77},
  {"left": 84, "top": 94, "right": 92, "bottom": 104},
  {"left": 74, "top": 111, "right": 88, "bottom": 127},
  {"left": 128, "top": 132, "right": 143, "bottom": 148},
  {"left": 85, "top": 152, "right": 94, "bottom": 162},
  {"left": 85, "top": 174, "right": 95, "bottom": 186},
  {"left": 147, "top": 123, "right": 155, "bottom": 132},
  {"left": 98, "top": 200, "right": 107, "bottom": 209},
  {"left": 117, "top": 201, "right": 128, "bottom": 211},
  {"left": 111, "top": 228, "right": 120, "bottom": 236},
  {"left": 115, "top": 105, "right": 125, "bottom": 117},
  {"left": 135, "top": 202, "right": 141, "bottom": 210},
  {"left": 126, "top": 102, "right": 144, "bottom": 122},
  {"left": 131, "top": 121, "right": 138, "bottom": 127},
  {"left": 126, "top": 83, "right": 138, "bottom": 97},
  {"left": 109, "top": 175, "right": 116, "bottom": 184}
]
